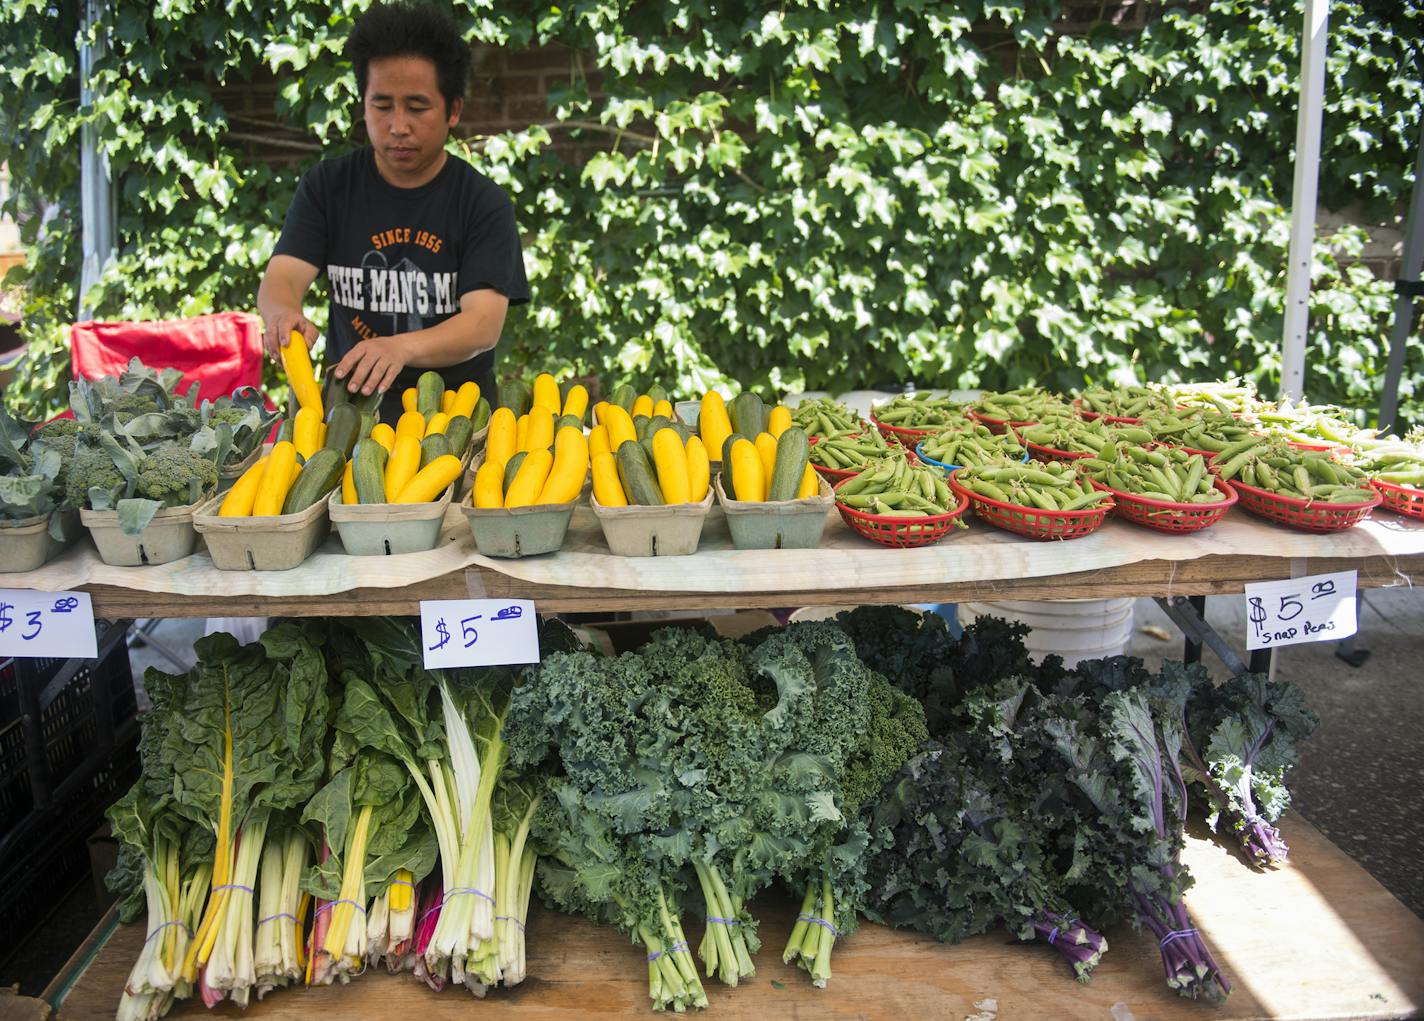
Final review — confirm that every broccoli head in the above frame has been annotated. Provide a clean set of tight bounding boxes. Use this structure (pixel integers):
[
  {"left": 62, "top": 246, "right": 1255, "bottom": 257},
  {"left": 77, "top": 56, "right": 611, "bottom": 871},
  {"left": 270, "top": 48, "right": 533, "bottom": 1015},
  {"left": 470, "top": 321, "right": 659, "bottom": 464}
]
[
  {"left": 33, "top": 417, "right": 82, "bottom": 441},
  {"left": 135, "top": 444, "right": 218, "bottom": 506},
  {"left": 65, "top": 443, "right": 127, "bottom": 509},
  {"left": 111, "top": 392, "right": 160, "bottom": 420},
  {"left": 209, "top": 405, "right": 248, "bottom": 430}
]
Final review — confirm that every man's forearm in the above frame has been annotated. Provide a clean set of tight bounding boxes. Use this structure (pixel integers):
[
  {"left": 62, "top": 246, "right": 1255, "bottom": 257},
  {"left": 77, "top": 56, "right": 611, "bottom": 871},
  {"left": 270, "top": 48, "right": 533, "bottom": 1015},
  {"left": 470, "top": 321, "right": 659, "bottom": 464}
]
[{"left": 396, "top": 305, "right": 503, "bottom": 369}]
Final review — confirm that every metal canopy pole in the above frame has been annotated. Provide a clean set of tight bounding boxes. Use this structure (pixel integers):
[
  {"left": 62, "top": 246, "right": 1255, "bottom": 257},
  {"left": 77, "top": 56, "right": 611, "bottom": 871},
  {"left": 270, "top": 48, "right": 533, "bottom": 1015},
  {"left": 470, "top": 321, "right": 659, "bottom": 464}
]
[
  {"left": 1377, "top": 121, "right": 1424, "bottom": 435},
  {"left": 78, "top": 0, "right": 115, "bottom": 320},
  {"left": 1279, "top": 0, "right": 1330, "bottom": 402}
]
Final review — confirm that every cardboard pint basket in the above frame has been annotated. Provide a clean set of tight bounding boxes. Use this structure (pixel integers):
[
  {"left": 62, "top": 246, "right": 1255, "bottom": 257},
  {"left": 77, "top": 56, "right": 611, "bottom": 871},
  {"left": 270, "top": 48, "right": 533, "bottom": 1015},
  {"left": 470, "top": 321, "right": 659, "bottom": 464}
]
[
  {"left": 461, "top": 493, "right": 578, "bottom": 558},
  {"left": 591, "top": 489, "right": 713, "bottom": 557},
  {"left": 0, "top": 510, "right": 72, "bottom": 573},
  {"left": 82, "top": 496, "right": 210, "bottom": 567},
  {"left": 713, "top": 474, "right": 834, "bottom": 550},
  {"left": 193, "top": 492, "right": 332, "bottom": 571},
  {"left": 329, "top": 485, "right": 454, "bottom": 556}
]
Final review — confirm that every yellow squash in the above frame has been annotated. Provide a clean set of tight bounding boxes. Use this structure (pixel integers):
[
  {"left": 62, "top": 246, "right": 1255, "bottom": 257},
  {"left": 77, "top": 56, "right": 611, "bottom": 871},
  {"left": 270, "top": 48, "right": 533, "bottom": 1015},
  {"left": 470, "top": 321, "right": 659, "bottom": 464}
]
[
  {"left": 562, "top": 383, "right": 590, "bottom": 423},
  {"left": 369, "top": 422, "right": 396, "bottom": 453},
  {"left": 729, "top": 438, "right": 765, "bottom": 503},
  {"left": 538, "top": 426, "right": 589, "bottom": 505},
  {"left": 293, "top": 406, "right": 323, "bottom": 460},
  {"left": 472, "top": 459, "right": 505, "bottom": 508},
  {"left": 441, "top": 390, "right": 456, "bottom": 415},
  {"left": 504, "top": 448, "right": 554, "bottom": 508},
  {"left": 253, "top": 442, "right": 297, "bottom": 516},
  {"left": 631, "top": 393, "right": 654, "bottom": 419},
  {"left": 796, "top": 462, "right": 819, "bottom": 498},
  {"left": 394, "top": 454, "right": 462, "bottom": 503},
  {"left": 395, "top": 410, "right": 426, "bottom": 444},
  {"left": 685, "top": 436, "right": 710, "bottom": 502},
  {"left": 341, "top": 459, "right": 356, "bottom": 503},
  {"left": 591, "top": 451, "right": 627, "bottom": 507},
  {"left": 401, "top": 388, "right": 418, "bottom": 414},
  {"left": 699, "top": 391, "right": 733, "bottom": 460},
  {"left": 754, "top": 432, "right": 777, "bottom": 485},
  {"left": 486, "top": 407, "right": 517, "bottom": 465},
  {"left": 451, "top": 381, "right": 480, "bottom": 419},
  {"left": 524, "top": 404, "right": 555, "bottom": 452},
  {"left": 218, "top": 455, "right": 269, "bottom": 517},
  {"left": 602, "top": 404, "right": 637, "bottom": 450},
  {"left": 652, "top": 428, "right": 691, "bottom": 504},
  {"left": 424, "top": 412, "right": 450, "bottom": 437},
  {"left": 589, "top": 424, "right": 611, "bottom": 459},
  {"left": 532, "top": 372, "right": 561, "bottom": 414},
  {"left": 652, "top": 398, "right": 674, "bottom": 420},
  {"left": 768, "top": 405, "right": 793, "bottom": 438},
  {"left": 280, "top": 331, "right": 322, "bottom": 418},
  {"left": 384, "top": 436, "right": 422, "bottom": 502}
]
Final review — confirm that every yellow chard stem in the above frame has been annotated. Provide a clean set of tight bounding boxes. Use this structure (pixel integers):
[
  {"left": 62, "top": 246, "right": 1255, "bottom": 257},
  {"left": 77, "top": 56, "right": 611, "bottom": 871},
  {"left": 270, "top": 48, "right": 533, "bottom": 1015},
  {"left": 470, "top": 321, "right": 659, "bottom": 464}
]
[{"left": 181, "top": 667, "right": 237, "bottom": 981}]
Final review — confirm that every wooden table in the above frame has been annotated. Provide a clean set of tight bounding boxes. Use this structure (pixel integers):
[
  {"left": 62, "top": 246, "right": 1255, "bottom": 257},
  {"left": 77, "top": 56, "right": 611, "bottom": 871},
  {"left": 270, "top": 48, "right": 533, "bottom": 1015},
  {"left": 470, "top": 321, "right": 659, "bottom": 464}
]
[{"left": 48, "top": 819, "right": 1424, "bottom": 1020}]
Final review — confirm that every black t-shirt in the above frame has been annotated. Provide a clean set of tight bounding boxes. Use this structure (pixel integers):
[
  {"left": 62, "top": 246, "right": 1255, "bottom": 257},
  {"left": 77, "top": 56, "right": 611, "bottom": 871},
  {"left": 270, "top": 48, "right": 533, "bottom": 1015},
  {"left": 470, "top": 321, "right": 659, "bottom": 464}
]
[{"left": 273, "top": 147, "right": 529, "bottom": 423}]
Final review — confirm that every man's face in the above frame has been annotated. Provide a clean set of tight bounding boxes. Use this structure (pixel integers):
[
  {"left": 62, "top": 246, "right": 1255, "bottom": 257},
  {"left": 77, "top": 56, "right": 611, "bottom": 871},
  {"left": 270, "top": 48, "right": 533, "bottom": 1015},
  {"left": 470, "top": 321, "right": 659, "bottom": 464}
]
[{"left": 364, "top": 55, "right": 463, "bottom": 187}]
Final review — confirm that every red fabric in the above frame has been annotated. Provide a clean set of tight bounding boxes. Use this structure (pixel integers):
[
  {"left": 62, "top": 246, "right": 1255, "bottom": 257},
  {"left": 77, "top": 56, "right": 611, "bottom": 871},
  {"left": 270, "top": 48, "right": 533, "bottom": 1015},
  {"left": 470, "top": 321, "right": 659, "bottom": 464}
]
[{"left": 69, "top": 311, "right": 265, "bottom": 405}]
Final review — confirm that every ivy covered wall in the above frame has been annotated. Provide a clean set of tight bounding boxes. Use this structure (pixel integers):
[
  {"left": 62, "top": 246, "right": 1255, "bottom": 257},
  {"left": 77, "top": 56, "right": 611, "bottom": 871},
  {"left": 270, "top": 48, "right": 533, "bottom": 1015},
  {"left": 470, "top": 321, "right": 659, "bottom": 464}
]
[{"left": 1, "top": 1, "right": 1420, "bottom": 424}]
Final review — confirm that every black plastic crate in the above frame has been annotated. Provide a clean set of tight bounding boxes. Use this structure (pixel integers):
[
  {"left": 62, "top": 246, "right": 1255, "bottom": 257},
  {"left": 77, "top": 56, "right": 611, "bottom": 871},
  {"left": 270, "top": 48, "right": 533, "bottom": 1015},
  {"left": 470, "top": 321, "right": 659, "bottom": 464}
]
[{"left": 0, "top": 621, "right": 136, "bottom": 837}]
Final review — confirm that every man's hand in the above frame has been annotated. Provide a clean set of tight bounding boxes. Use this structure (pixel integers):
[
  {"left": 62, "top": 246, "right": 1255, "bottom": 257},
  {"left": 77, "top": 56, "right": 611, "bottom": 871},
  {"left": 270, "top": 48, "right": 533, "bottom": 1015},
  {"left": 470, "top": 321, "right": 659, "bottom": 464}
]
[
  {"left": 333, "top": 336, "right": 410, "bottom": 397},
  {"left": 263, "top": 311, "right": 319, "bottom": 360}
]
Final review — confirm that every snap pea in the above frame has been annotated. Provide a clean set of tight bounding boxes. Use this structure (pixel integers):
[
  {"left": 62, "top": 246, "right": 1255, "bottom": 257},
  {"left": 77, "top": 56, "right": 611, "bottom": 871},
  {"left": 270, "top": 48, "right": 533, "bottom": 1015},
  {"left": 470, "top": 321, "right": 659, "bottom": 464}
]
[
  {"left": 1346, "top": 434, "right": 1424, "bottom": 492},
  {"left": 1075, "top": 384, "right": 1177, "bottom": 419},
  {"left": 918, "top": 425, "right": 1025, "bottom": 468},
  {"left": 835, "top": 454, "right": 965, "bottom": 520},
  {"left": 790, "top": 397, "right": 864, "bottom": 438},
  {"left": 954, "top": 459, "right": 1111, "bottom": 512},
  {"left": 1251, "top": 399, "right": 1377, "bottom": 450},
  {"left": 1210, "top": 438, "right": 1372, "bottom": 503},
  {"left": 1140, "top": 407, "right": 1255, "bottom": 452},
  {"left": 1165, "top": 379, "right": 1268, "bottom": 416},
  {"left": 1079, "top": 441, "right": 1226, "bottom": 504},
  {"left": 1017, "top": 414, "right": 1147, "bottom": 455},
  {"left": 871, "top": 393, "right": 973, "bottom": 429},
  {"left": 971, "top": 386, "right": 1071, "bottom": 424},
  {"left": 808, "top": 426, "right": 892, "bottom": 472}
]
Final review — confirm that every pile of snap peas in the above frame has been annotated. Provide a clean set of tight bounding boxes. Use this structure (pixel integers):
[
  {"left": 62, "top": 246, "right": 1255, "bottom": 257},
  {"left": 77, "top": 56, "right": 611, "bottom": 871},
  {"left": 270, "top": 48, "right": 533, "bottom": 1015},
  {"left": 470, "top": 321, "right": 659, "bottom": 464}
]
[
  {"left": 1166, "top": 379, "right": 1266, "bottom": 416},
  {"left": 953, "top": 460, "right": 1112, "bottom": 512},
  {"left": 1347, "top": 435, "right": 1424, "bottom": 490},
  {"left": 836, "top": 454, "right": 965, "bottom": 519},
  {"left": 809, "top": 427, "right": 891, "bottom": 471},
  {"left": 1212, "top": 438, "right": 1375, "bottom": 503},
  {"left": 918, "top": 425, "right": 1025, "bottom": 467},
  {"left": 791, "top": 397, "right": 864, "bottom": 438},
  {"left": 1140, "top": 407, "right": 1254, "bottom": 453},
  {"left": 1078, "top": 443, "right": 1226, "bottom": 503},
  {"left": 972, "top": 386, "right": 1069, "bottom": 424},
  {"left": 1251, "top": 400, "right": 1376, "bottom": 449},
  {"left": 872, "top": 393, "right": 971, "bottom": 429},
  {"left": 1018, "top": 414, "right": 1152, "bottom": 455},
  {"left": 1076, "top": 384, "right": 1176, "bottom": 419}
]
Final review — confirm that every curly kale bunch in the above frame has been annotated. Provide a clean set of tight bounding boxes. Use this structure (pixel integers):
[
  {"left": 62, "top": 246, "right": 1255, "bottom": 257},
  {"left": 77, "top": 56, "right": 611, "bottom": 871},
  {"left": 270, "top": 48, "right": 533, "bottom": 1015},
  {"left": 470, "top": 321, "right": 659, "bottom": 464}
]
[{"left": 135, "top": 443, "right": 218, "bottom": 505}]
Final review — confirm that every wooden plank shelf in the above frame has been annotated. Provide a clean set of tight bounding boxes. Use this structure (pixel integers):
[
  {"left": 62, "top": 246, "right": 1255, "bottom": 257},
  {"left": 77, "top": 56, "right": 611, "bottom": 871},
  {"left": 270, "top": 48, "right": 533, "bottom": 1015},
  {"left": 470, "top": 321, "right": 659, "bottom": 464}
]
[{"left": 49, "top": 819, "right": 1424, "bottom": 1020}]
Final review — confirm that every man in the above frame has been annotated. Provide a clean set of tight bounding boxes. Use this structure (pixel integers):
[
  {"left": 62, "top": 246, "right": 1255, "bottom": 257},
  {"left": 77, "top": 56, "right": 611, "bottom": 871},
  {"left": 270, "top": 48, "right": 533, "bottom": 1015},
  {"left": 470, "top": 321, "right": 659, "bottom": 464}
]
[{"left": 257, "top": 1, "right": 528, "bottom": 425}]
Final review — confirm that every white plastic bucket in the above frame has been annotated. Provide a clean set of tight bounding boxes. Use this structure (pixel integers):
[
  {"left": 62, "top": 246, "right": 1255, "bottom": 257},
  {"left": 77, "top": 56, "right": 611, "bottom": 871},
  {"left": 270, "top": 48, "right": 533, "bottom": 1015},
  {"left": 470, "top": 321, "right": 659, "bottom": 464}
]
[{"left": 958, "top": 598, "right": 1135, "bottom": 667}]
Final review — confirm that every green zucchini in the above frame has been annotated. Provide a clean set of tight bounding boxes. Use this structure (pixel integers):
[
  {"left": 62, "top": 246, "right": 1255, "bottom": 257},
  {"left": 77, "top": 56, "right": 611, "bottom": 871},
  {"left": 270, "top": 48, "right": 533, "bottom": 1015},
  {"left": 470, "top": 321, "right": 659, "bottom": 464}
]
[
  {"left": 633, "top": 414, "right": 650, "bottom": 440},
  {"left": 470, "top": 396, "right": 491, "bottom": 431},
  {"left": 730, "top": 392, "right": 765, "bottom": 438},
  {"left": 352, "top": 440, "right": 387, "bottom": 504},
  {"left": 282, "top": 448, "right": 343, "bottom": 514},
  {"left": 615, "top": 439, "right": 664, "bottom": 505},
  {"left": 498, "top": 380, "right": 532, "bottom": 417},
  {"left": 276, "top": 416, "right": 294, "bottom": 445},
  {"left": 416, "top": 370, "right": 445, "bottom": 421},
  {"left": 420, "top": 433, "right": 452, "bottom": 468},
  {"left": 768, "top": 426, "right": 810, "bottom": 501},
  {"left": 502, "top": 451, "right": 527, "bottom": 494},
  {"left": 646, "top": 383, "right": 668, "bottom": 407},
  {"left": 321, "top": 372, "right": 351, "bottom": 412},
  {"left": 323, "top": 403, "right": 362, "bottom": 459},
  {"left": 445, "top": 415, "right": 473, "bottom": 458},
  {"left": 609, "top": 383, "right": 637, "bottom": 413},
  {"left": 720, "top": 433, "right": 746, "bottom": 471}
]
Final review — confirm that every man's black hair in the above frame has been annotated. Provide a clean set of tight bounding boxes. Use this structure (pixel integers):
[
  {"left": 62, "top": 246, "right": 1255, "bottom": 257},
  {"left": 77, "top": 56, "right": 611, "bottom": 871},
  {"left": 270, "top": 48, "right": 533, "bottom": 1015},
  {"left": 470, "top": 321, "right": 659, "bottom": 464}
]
[{"left": 347, "top": 2, "right": 470, "bottom": 113}]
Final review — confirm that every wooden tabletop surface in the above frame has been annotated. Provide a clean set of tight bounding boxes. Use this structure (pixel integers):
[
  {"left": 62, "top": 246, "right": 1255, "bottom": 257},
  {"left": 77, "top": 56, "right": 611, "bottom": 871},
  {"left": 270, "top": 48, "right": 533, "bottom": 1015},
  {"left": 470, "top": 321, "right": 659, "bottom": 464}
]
[{"left": 51, "top": 817, "right": 1424, "bottom": 1020}]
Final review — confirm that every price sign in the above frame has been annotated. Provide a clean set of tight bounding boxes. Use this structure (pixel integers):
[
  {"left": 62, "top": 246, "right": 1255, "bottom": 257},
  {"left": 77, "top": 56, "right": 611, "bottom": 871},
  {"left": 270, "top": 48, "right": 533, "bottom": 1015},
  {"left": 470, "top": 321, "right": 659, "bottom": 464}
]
[
  {"left": 0, "top": 589, "right": 98, "bottom": 659},
  {"left": 1244, "top": 570, "right": 1357, "bottom": 651},
  {"left": 420, "top": 599, "right": 540, "bottom": 669}
]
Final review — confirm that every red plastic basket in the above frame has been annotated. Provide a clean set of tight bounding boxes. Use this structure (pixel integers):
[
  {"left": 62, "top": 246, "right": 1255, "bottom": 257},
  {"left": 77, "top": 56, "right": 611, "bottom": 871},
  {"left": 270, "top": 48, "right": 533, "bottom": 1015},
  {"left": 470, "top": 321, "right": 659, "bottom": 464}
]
[
  {"left": 869, "top": 414, "right": 941, "bottom": 444},
  {"left": 1371, "top": 478, "right": 1424, "bottom": 519},
  {"left": 1071, "top": 399, "right": 1143, "bottom": 425},
  {"left": 1088, "top": 477, "right": 1238, "bottom": 534},
  {"left": 831, "top": 477, "right": 968, "bottom": 548},
  {"left": 1225, "top": 479, "right": 1382, "bottom": 532},
  {"left": 968, "top": 409, "right": 1038, "bottom": 435},
  {"left": 808, "top": 432, "right": 882, "bottom": 482},
  {"left": 1024, "top": 440, "right": 1094, "bottom": 464},
  {"left": 947, "top": 473, "right": 1113, "bottom": 540}
]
